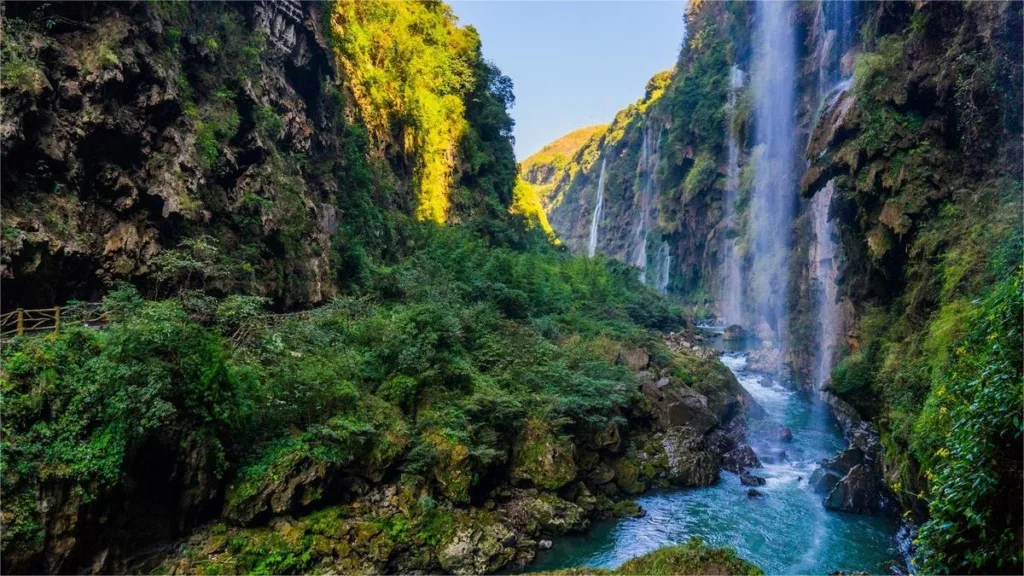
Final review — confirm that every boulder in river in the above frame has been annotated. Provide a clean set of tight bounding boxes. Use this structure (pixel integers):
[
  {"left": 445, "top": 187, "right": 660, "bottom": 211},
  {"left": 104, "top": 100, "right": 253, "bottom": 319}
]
[
  {"left": 823, "top": 463, "right": 892, "bottom": 515},
  {"left": 747, "top": 489, "right": 765, "bottom": 499},
  {"left": 722, "top": 444, "right": 762, "bottom": 473},
  {"left": 723, "top": 324, "right": 748, "bottom": 341},
  {"left": 740, "top": 473, "right": 767, "bottom": 486},
  {"left": 662, "top": 426, "right": 721, "bottom": 487},
  {"left": 809, "top": 467, "right": 842, "bottom": 495}
]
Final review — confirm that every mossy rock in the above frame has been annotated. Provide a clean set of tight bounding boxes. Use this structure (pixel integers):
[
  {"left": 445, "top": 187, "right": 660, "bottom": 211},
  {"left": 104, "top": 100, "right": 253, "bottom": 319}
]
[
  {"left": 425, "top": 431, "right": 474, "bottom": 503},
  {"left": 222, "top": 444, "right": 331, "bottom": 525},
  {"left": 511, "top": 418, "right": 578, "bottom": 490},
  {"left": 519, "top": 493, "right": 589, "bottom": 535},
  {"left": 611, "top": 500, "right": 645, "bottom": 518},
  {"left": 438, "top": 510, "right": 519, "bottom": 575},
  {"left": 535, "top": 538, "right": 762, "bottom": 576},
  {"left": 613, "top": 458, "right": 646, "bottom": 494},
  {"left": 614, "top": 538, "right": 763, "bottom": 575}
]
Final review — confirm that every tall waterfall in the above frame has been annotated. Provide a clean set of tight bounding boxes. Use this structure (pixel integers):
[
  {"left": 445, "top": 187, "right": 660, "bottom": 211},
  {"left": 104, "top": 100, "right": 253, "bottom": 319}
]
[
  {"left": 720, "top": 65, "right": 746, "bottom": 325},
  {"left": 750, "top": 0, "right": 797, "bottom": 345},
  {"left": 810, "top": 0, "right": 855, "bottom": 389},
  {"left": 809, "top": 181, "right": 840, "bottom": 389},
  {"left": 588, "top": 158, "right": 607, "bottom": 257},
  {"left": 632, "top": 125, "right": 659, "bottom": 282}
]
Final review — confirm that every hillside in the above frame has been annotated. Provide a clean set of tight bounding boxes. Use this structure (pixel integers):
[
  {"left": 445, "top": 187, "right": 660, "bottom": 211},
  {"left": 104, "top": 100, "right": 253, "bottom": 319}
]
[{"left": 520, "top": 124, "right": 607, "bottom": 187}]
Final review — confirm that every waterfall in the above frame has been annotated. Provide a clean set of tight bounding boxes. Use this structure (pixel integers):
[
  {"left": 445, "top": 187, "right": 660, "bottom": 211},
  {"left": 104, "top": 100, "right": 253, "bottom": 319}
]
[
  {"left": 655, "top": 242, "right": 671, "bottom": 294},
  {"left": 720, "top": 65, "right": 745, "bottom": 325},
  {"left": 809, "top": 180, "right": 840, "bottom": 390},
  {"left": 632, "top": 125, "right": 659, "bottom": 282},
  {"left": 816, "top": 0, "right": 855, "bottom": 101},
  {"left": 810, "top": 0, "right": 855, "bottom": 389},
  {"left": 588, "top": 158, "right": 607, "bottom": 258},
  {"left": 749, "top": 0, "right": 797, "bottom": 345}
]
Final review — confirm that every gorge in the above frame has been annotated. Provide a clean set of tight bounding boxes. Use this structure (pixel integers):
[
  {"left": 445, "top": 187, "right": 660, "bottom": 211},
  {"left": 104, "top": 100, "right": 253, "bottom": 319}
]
[{"left": 1, "top": 1, "right": 1022, "bottom": 575}]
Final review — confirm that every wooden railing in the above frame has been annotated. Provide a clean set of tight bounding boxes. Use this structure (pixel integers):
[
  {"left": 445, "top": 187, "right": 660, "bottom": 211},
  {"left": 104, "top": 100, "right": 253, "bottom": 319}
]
[
  {"left": 1, "top": 298, "right": 360, "bottom": 348},
  {"left": 0, "top": 303, "right": 110, "bottom": 339}
]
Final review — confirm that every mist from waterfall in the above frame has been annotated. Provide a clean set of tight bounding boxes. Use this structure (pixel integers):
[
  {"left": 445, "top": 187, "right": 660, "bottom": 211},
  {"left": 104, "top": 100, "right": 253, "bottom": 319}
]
[
  {"left": 720, "top": 65, "right": 745, "bottom": 325},
  {"left": 632, "top": 125, "right": 659, "bottom": 282},
  {"left": 750, "top": 0, "right": 797, "bottom": 345},
  {"left": 588, "top": 158, "right": 607, "bottom": 257}
]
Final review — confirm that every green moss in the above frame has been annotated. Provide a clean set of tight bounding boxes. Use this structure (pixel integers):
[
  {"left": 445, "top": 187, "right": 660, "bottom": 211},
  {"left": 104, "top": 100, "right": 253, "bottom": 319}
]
[
  {"left": 614, "top": 538, "right": 763, "bottom": 575},
  {"left": 537, "top": 538, "right": 763, "bottom": 576}
]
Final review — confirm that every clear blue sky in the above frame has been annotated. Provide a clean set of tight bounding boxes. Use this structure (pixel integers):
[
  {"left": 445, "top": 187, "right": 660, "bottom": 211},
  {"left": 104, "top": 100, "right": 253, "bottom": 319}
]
[{"left": 450, "top": 1, "right": 687, "bottom": 160}]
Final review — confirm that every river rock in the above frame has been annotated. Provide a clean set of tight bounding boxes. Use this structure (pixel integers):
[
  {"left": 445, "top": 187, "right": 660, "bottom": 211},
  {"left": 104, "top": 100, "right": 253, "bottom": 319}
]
[
  {"left": 612, "top": 500, "right": 646, "bottom": 518},
  {"left": 705, "top": 429, "right": 736, "bottom": 454},
  {"left": 722, "top": 444, "right": 762, "bottom": 473},
  {"left": 740, "top": 473, "right": 766, "bottom": 486},
  {"left": 438, "top": 520, "right": 518, "bottom": 575},
  {"left": 723, "top": 324, "right": 748, "bottom": 341},
  {"left": 662, "top": 426, "right": 720, "bottom": 487},
  {"left": 642, "top": 379, "right": 720, "bottom": 434},
  {"left": 503, "top": 493, "right": 588, "bottom": 536},
  {"left": 809, "top": 467, "right": 842, "bottom": 494},
  {"left": 747, "top": 489, "right": 765, "bottom": 499},
  {"left": 823, "top": 464, "right": 884, "bottom": 514},
  {"left": 773, "top": 426, "right": 793, "bottom": 443}
]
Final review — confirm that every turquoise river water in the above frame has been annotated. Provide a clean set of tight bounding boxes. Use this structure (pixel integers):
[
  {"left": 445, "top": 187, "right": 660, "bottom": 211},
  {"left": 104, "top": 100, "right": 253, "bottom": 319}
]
[{"left": 529, "top": 335, "right": 901, "bottom": 575}]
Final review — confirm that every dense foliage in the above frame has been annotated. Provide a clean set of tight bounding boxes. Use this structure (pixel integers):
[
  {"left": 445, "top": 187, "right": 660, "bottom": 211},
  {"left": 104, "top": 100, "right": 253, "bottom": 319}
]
[
  {"left": 0, "top": 220, "right": 685, "bottom": 568},
  {"left": 329, "top": 0, "right": 517, "bottom": 223}
]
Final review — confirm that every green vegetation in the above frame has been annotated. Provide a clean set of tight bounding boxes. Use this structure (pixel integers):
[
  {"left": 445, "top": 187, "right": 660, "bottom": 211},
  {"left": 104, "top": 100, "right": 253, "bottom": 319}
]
[
  {"left": 538, "top": 538, "right": 763, "bottom": 576},
  {"left": 330, "top": 0, "right": 516, "bottom": 223},
  {"left": 821, "top": 3, "right": 1023, "bottom": 572},
  {"left": 0, "top": 220, "right": 684, "bottom": 568},
  {"left": 520, "top": 125, "right": 607, "bottom": 186}
]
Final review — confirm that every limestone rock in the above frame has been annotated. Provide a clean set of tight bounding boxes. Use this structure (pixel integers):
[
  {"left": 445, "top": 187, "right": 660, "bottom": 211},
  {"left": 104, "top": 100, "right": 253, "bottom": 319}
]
[
  {"left": 438, "top": 521, "right": 518, "bottom": 575},
  {"left": 503, "top": 493, "right": 588, "bottom": 536},
  {"left": 510, "top": 418, "right": 578, "bottom": 490},
  {"left": 722, "top": 445, "right": 762, "bottom": 474},
  {"left": 662, "top": 426, "right": 720, "bottom": 487},
  {"left": 723, "top": 324, "right": 748, "bottom": 341},
  {"left": 642, "top": 379, "right": 720, "bottom": 433}
]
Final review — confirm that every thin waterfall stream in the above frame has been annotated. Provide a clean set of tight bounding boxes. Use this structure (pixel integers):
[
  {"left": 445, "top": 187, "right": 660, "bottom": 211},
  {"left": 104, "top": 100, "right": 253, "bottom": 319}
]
[{"left": 588, "top": 158, "right": 608, "bottom": 258}]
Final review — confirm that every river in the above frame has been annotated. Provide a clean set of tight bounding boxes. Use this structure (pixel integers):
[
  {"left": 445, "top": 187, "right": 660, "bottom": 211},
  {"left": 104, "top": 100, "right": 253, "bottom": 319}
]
[{"left": 529, "top": 331, "right": 900, "bottom": 574}]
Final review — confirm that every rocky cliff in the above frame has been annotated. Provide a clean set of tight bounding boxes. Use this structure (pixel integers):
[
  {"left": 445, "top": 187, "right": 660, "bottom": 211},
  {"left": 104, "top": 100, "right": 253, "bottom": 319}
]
[
  {"left": 534, "top": 0, "right": 1022, "bottom": 572},
  {"left": 1, "top": 0, "right": 519, "bottom": 312}
]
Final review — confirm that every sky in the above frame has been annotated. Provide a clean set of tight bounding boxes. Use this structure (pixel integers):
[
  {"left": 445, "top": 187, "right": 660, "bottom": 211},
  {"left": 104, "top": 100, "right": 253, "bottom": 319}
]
[{"left": 450, "top": 1, "right": 687, "bottom": 161}]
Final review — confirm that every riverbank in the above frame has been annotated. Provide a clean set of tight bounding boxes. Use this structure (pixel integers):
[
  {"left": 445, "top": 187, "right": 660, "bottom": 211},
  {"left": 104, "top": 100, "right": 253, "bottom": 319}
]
[{"left": 529, "top": 334, "right": 901, "bottom": 575}]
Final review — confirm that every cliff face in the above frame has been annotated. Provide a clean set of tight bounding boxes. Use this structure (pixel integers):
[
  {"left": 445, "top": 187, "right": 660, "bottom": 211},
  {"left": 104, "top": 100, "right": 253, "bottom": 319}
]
[
  {"left": 0, "top": 2, "right": 348, "bottom": 310},
  {"left": 0, "top": 0, "right": 519, "bottom": 312},
  {"left": 536, "top": 1, "right": 1022, "bottom": 571},
  {"left": 527, "top": 3, "right": 752, "bottom": 301}
]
